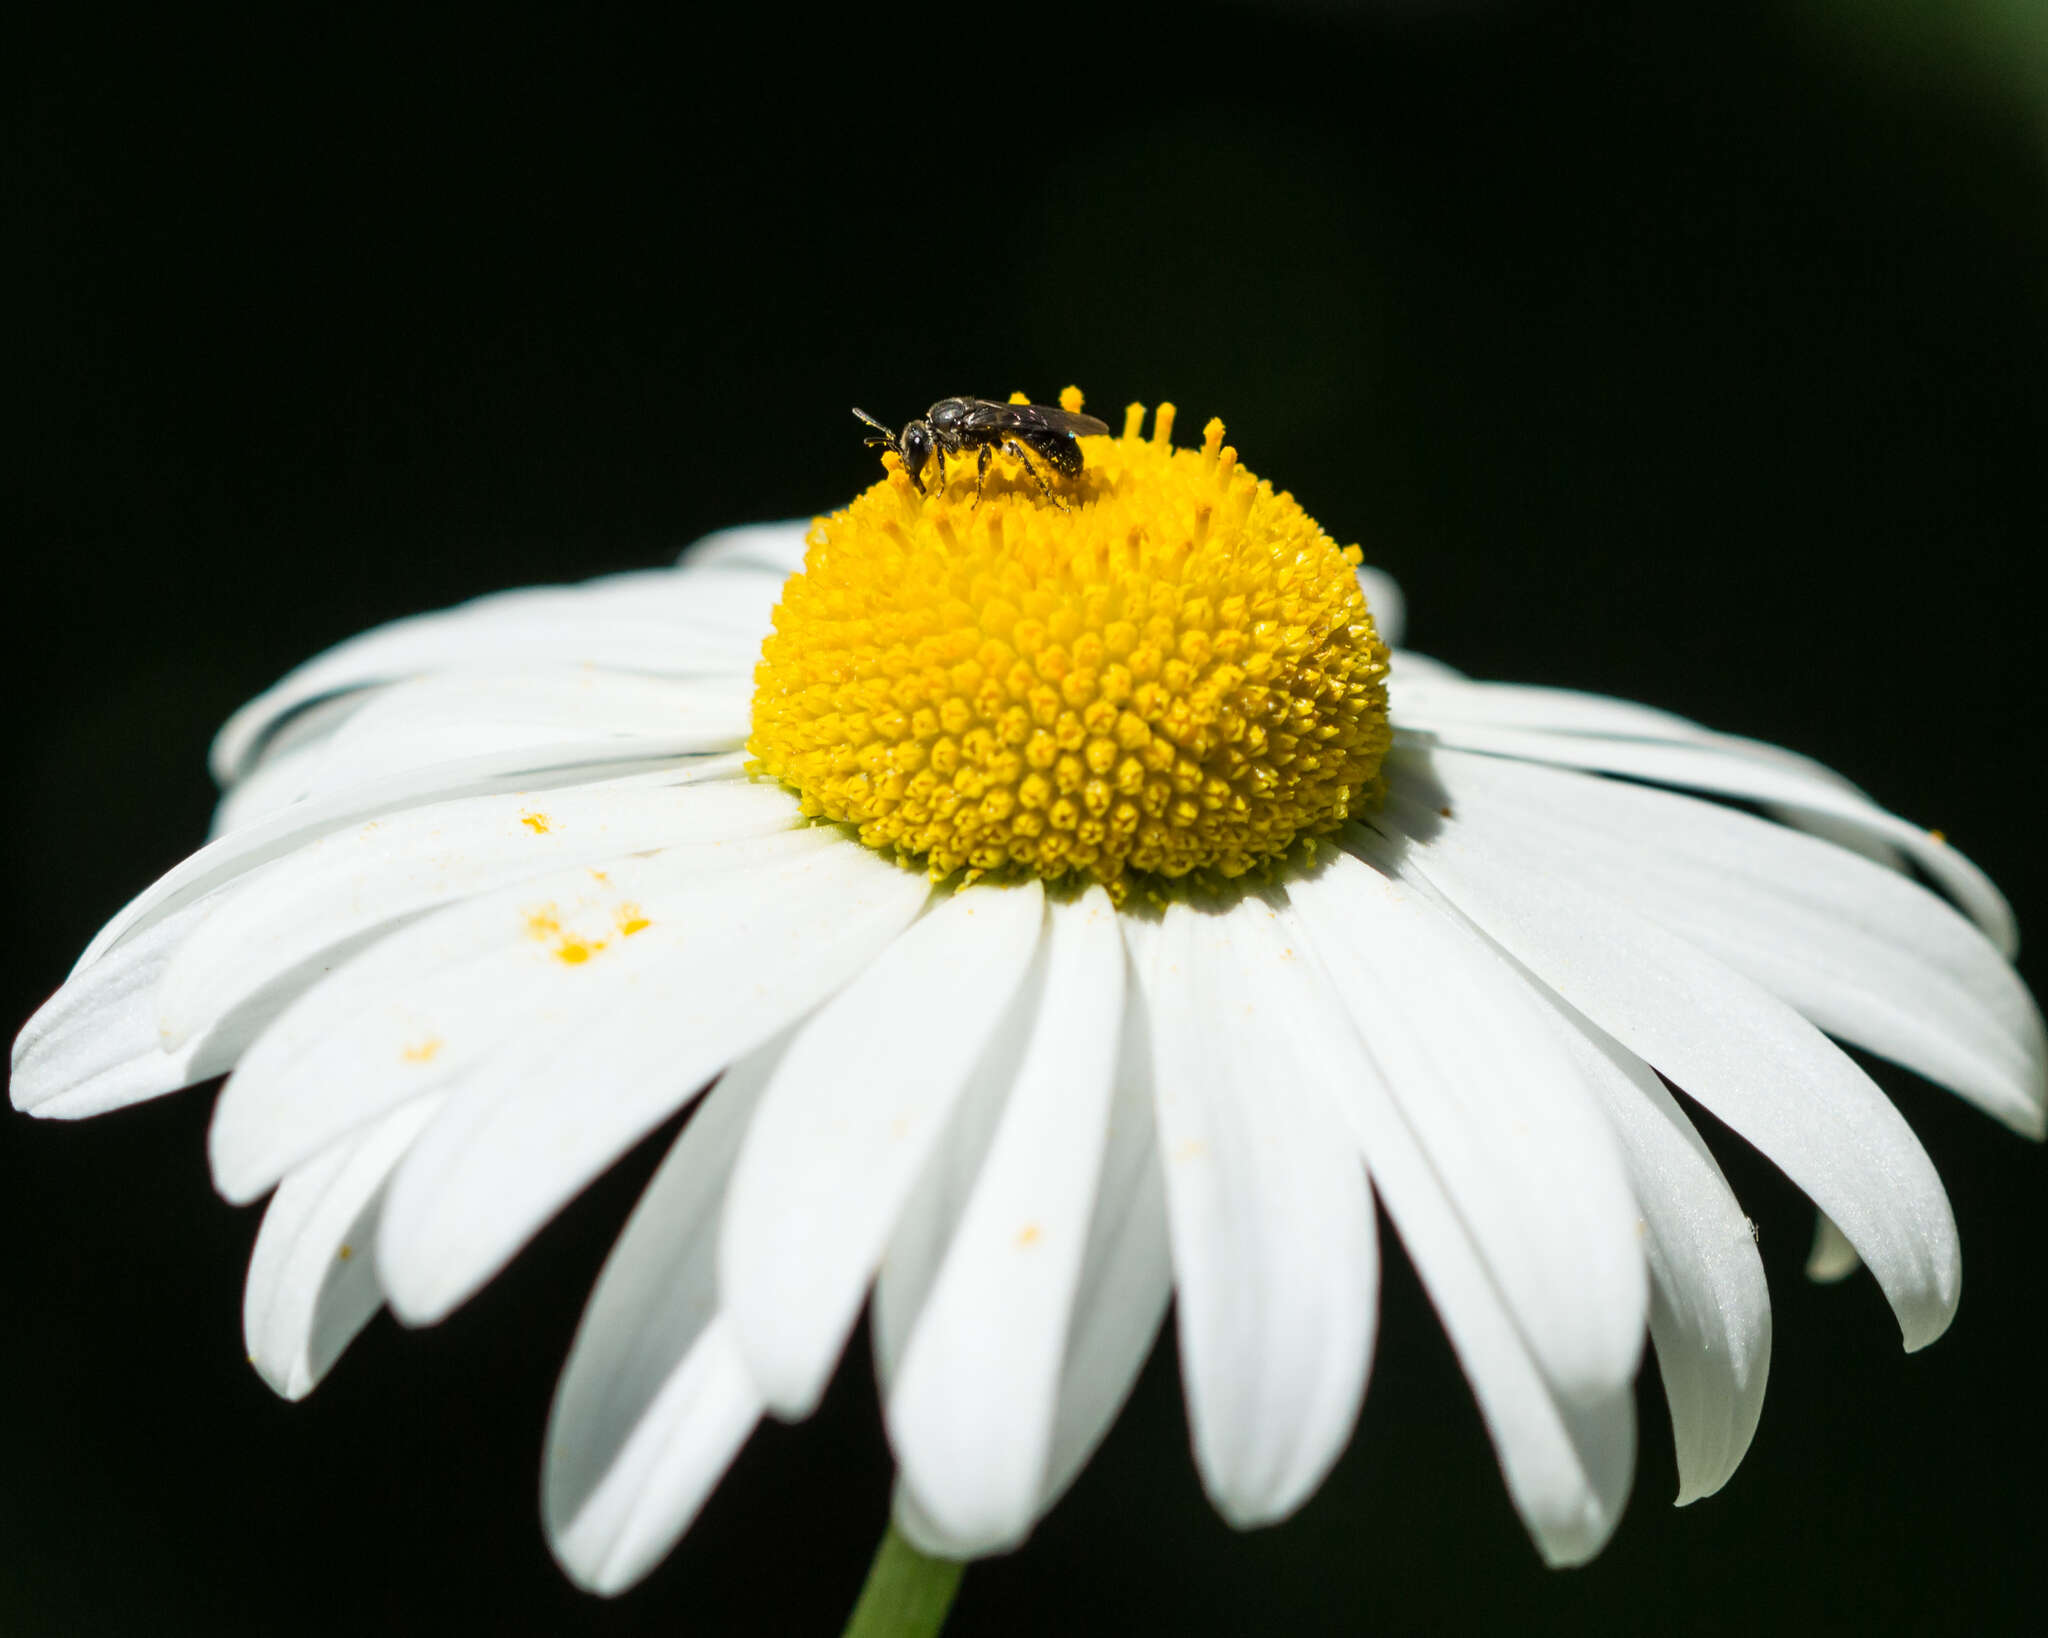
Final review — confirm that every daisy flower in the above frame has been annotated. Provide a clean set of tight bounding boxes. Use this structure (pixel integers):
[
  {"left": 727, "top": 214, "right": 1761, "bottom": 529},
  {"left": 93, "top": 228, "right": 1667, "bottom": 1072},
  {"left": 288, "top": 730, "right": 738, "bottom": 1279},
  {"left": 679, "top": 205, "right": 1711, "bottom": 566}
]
[{"left": 12, "top": 394, "right": 2041, "bottom": 1633}]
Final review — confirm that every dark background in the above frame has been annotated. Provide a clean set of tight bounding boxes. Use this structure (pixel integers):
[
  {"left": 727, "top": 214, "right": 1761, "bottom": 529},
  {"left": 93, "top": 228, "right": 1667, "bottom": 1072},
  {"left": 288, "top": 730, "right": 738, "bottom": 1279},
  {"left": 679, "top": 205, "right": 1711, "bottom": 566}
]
[{"left": 7, "top": 2, "right": 2045, "bottom": 1633}]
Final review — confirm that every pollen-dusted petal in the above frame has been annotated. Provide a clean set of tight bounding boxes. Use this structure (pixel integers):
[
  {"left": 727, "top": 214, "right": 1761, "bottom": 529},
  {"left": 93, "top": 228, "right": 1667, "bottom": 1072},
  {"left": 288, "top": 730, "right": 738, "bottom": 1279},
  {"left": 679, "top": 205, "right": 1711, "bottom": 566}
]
[
  {"left": 157, "top": 775, "right": 801, "bottom": 1058},
  {"left": 883, "top": 888, "right": 1126, "bottom": 1555},
  {"left": 748, "top": 404, "right": 1391, "bottom": 898},
  {"left": 76, "top": 747, "right": 754, "bottom": 975},
  {"left": 888, "top": 942, "right": 1175, "bottom": 1564},
  {"left": 374, "top": 838, "right": 932, "bottom": 1325},
  {"left": 720, "top": 880, "right": 1047, "bottom": 1420},
  {"left": 210, "top": 827, "right": 848, "bottom": 1204}
]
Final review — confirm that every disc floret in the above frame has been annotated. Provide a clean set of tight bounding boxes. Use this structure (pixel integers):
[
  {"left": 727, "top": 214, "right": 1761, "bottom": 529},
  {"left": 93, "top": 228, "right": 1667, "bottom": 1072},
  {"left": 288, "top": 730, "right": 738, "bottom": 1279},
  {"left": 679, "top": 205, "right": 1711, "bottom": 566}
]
[{"left": 749, "top": 391, "right": 1392, "bottom": 899}]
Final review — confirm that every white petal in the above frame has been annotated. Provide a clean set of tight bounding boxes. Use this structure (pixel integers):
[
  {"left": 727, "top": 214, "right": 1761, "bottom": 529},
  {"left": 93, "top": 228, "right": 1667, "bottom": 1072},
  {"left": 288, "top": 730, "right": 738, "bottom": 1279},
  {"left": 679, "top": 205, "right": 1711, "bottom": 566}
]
[
  {"left": 1392, "top": 667, "right": 1892, "bottom": 873},
  {"left": 13, "top": 896, "right": 224, "bottom": 1118},
  {"left": 278, "top": 669, "right": 751, "bottom": 806},
  {"left": 720, "top": 881, "right": 1047, "bottom": 1419},
  {"left": 210, "top": 693, "right": 377, "bottom": 835},
  {"left": 1037, "top": 989, "right": 1174, "bottom": 1512},
  {"left": 869, "top": 958, "right": 1041, "bottom": 1395},
  {"left": 158, "top": 777, "right": 799, "bottom": 1055},
  {"left": 243, "top": 1096, "right": 442, "bottom": 1400},
  {"left": 1386, "top": 649, "right": 1466, "bottom": 685},
  {"left": 76, "top": 747, "right": 749, "bottom": 974},
  {"left": 375, "top": 840, "right": 933, "bottom": 1324},
  {"left": 1292, "top": 842, "right": 1753, "bottom": 1503},
  {"left": 1394, "top": 748, "right": 2045, "bottom": 1136},
  {"left": 1248, "top": 894, "right": 1635, "bottom": 1564},
  {"left": 1398, "top": 719, "right": 2017, "bottom": 958},
  {"left": 891, "top": 944, "right": 1176, "bottom": 1561},
  {"left": 209, "top": 826, "right": 843, "bottom": 1202},
  {"left": 676, "top": 519, "right": 811, "bottom": 575},
  {"left": 556, "top": 1320, "right": 755, "bottom": 1598},
  {"left": 1389, "top": 674, "right": 1897, "bottom": 822},
  {"left": 1373, "top": 812, "right": 1962, "bottom": 1351},
  {"left": 1356, "top": 566, "right": 1404, "bottom": 647},
  {"left": 544, "top": 1037, "right": 785, "bottom": 1596},
  {"left": 1134, "top": 895, "right": 1377, "bottom": 1528},
  {"left": 1808, "top": 1212, "right": 1861, "bottom": 1283},
  {"left": 1539, "top": 999, "right": 1771, "bottom": 1505},
  {"left": 209, "top": 568, "right": 779, "bottom": 784},
  {"left": 1392, "top": 677, "right": 1713, "bottom": 741},
  {"left": 1280, "top": 849, "right": 1647, "bottom": 1403},
  {"left": 884, "top": 888, "right": 1126, "bottom": 1555}
]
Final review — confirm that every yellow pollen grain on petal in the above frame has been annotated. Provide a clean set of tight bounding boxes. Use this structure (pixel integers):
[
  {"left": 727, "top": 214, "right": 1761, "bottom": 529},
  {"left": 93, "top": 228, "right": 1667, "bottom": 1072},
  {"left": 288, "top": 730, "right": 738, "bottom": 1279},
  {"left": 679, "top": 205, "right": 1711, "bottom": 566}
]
[
  {"left": 747, "top": 390, "right": 1392, "bottom": 901},
  {"left": 614, "top": 902, "right": 651, "bottom": 937},
  {"left": 524, "top": 901, "right": 612, "bottom": 965},
  {"left": 401, "top": 1035, "right": 443, "bottom": 1064},
  {"left": 519, "top": 810, "right": 552, "bottom": 834}
]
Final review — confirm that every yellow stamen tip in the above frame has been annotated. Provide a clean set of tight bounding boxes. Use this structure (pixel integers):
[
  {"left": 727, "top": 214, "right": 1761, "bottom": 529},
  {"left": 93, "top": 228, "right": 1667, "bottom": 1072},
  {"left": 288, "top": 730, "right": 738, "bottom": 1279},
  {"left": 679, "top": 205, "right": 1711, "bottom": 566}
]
[
  {"left": 1008, "top": 389, "right": 1030, "bottom": 404},
  {"left": 750, "top": 389, "right": 1391, "bottom": 899},
  {"left": 1059, "top": 385, "right": 1085, "bottom": 415}
]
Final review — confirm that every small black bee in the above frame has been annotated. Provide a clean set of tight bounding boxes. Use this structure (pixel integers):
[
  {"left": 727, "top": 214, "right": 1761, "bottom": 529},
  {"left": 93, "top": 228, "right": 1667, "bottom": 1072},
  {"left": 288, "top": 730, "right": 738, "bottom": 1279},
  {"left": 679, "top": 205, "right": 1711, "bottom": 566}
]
[{"left": 852, "top": 397, "right": 1110, "bottom": 509}]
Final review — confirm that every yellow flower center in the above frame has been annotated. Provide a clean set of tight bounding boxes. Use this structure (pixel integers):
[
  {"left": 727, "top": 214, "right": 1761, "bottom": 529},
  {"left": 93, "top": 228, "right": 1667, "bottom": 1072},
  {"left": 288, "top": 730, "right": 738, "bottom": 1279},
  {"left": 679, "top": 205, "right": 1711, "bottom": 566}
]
[{"left": 748, "top": 390, "right": 1391, "bottom": 899}]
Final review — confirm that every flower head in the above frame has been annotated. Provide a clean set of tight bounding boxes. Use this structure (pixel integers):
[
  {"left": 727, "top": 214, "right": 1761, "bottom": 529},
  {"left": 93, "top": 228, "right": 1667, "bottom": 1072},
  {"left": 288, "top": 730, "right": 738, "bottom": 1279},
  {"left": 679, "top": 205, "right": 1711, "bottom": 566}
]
[
  {"left": 11, "top": 398, "right": 2042, "bottom": 1607},
  {"left": 751, "top": 393, "right": 1391, "bottom": 894}
]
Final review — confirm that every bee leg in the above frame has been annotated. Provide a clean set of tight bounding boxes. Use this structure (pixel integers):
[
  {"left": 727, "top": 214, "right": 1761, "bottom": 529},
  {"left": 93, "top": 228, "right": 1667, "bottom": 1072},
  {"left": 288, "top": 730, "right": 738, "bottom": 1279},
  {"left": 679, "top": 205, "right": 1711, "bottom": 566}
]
[
  {"left": 1006, "top": 440, "right": 1067, "bottom": 512},
  {"left": 972, "top": 443, "right": 992, "bottom": 507}
]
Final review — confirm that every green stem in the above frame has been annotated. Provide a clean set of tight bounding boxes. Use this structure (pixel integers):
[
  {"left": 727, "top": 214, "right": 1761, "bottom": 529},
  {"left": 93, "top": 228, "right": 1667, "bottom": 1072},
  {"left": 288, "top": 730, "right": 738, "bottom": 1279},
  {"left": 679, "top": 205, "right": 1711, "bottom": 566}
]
[{"left": 840, "top": 1519, "right": 965, "bottom": 1638}]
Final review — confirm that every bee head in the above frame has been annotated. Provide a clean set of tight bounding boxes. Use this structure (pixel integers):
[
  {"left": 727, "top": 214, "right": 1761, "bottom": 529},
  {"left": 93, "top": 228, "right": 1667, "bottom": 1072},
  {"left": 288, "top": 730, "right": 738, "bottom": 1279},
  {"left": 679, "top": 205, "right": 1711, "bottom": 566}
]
[{"left": 898, "top": 420, "right": 936, "bottom": 492}]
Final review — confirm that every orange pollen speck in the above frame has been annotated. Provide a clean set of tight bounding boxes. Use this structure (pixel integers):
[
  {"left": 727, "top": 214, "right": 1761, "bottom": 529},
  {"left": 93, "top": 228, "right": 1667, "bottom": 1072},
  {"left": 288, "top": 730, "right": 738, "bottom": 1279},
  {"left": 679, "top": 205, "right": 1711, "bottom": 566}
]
[{"left": 524, "top": 903, "right": 620, "bottom": 965}]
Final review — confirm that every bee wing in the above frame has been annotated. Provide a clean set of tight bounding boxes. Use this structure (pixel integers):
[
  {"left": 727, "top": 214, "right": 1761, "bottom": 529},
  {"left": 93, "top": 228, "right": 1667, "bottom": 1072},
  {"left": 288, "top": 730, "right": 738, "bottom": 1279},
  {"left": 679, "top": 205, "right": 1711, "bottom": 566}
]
[
  {"left": 957, "top": 400, "right": 1110, "bottom": 437},
  {"left": 1027, "top": 406, "right": 1110, "bottom": 437}
]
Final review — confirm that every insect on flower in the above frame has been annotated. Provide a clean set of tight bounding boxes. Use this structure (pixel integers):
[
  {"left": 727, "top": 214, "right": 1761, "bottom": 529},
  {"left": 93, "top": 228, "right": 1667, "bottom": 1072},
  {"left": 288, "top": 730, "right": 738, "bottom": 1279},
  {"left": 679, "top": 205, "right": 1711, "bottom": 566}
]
[{"left": 852, "top": 396, "right": 1110, "bottom": 509}]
